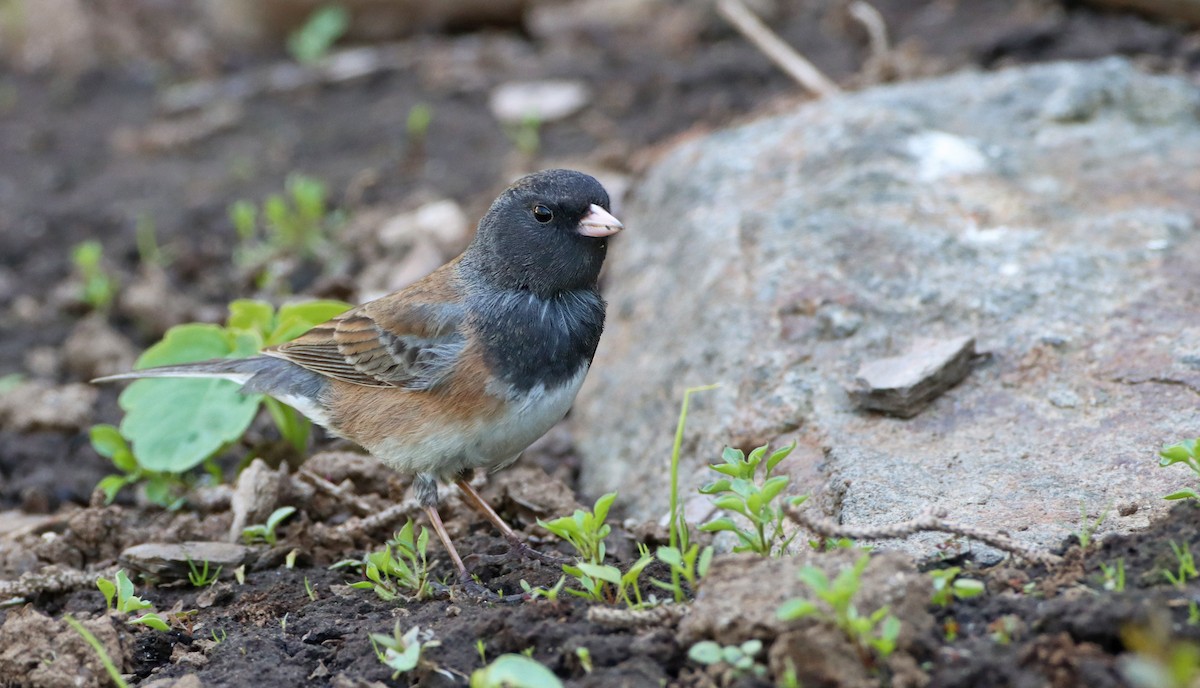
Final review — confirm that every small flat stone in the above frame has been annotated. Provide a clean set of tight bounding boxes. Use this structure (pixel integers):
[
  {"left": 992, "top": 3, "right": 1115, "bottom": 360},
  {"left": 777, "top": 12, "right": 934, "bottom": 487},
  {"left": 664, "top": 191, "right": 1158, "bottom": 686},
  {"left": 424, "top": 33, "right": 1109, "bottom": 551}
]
[
  {"left": 849, "top": 336, "right": 977, "bottom": 418},
  {"left": 488, "top": 80, "right": 591, "bottom": 125},
  {"left": 120, "top": 542, "right": 256, "bottom": 580}
]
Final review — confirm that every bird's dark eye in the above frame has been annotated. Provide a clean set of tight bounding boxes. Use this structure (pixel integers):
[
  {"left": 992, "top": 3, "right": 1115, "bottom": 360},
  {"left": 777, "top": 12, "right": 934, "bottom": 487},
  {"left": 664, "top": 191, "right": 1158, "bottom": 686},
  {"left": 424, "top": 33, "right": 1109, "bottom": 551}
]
[{"left": 532, "top": 204, "right": 553, "bottom": 223}]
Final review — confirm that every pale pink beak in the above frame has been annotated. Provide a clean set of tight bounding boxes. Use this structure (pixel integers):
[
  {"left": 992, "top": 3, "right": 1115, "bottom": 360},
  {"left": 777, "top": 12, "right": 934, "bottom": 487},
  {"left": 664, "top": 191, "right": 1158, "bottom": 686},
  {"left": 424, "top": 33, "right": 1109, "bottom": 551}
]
[{"left": 578, "top": 204, "right": 624, "bottom": 238}]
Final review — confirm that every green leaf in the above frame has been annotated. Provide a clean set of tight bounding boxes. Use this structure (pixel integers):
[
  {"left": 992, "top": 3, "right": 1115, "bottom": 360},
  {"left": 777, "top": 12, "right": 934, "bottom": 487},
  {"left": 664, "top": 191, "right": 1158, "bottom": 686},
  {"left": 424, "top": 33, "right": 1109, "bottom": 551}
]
[
  {"left": 576, "top": 563, "right": 622, "bottom": 585},
  {"left": 470, "top": 654, "right": 563, "bottom": 688},
  {"left": 765, "top": 442, "right": 797, "bottom": 474},
  {"left": 698, "top": 517, "right": 739, "bottom": 533},
  {"left": 130, "top": 613, "right": 169, "bottom": 631},
  {"left": 97, "top": 577, "right": 116, "bottom": 610},
  {"left": 759, "top": 475, "right": 790, "bottom": 504},
  {"left": 721, "top": 447, "right": 744, "bottom": 464},
  {"left": 687, "top": 641, "right": 723, "bottom": 666},
  {"left": 697, "top": 546, "right": 714, "bottom": 578},
  {"left": 89, "top": 424, "right": 127, "bottom": 460},
  {"left": 656, "top": 546, "right": 683, "bottom": 568},
  {"left": 776, "top": 599, "right": 818, "bottom": 620},
  {"left": 592, "top": 492, "right": 617, "bottom": 525},
  {"left": 952, "top": 578, "right": 986, "bottom": 599},
  {"left": 115, "top": 570, "right": 135, "bottom": 608},
  {"left": 698, "top": 479, "right": 731, "bottom": 495},
  {"left": 1165, "top": 489, "right": 1200, "bottom": 501},
  {"left": 121, "top": 379, "right": 259, "bottom": 473},
  {"left": 796, "top": 566, "right": 830, "bottom": 592},
  {"left": 97, "top": 475, "right": 129, "bottom": 504},
  {"left": 227, "top": 299, "right": 274, "bottom": 336}
]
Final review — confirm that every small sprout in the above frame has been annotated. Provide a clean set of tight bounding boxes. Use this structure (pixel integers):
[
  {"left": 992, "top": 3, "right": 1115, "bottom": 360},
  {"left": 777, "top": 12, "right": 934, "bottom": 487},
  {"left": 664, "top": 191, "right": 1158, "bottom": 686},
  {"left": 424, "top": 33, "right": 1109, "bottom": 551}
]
[
  {"left": 687, "top": 639, "right": 767, "bottom": 680},
  {"left": 370, "top": 622, "right": 439, "bottom": 680},
  {"left": 211, "top": 628, "right": 227, "bottom": 644},
  {"left": 699, "top": 442, "right": 807, "bottom": 557},
  {"left": 1164, "top": 540, "right": 1198, "bottom": 590},
  {"left": 72, "top": 240, "right": 119, "bottom": 312},
  {"left": 96, "top": 570, "right": 169, "bottom": 631},
  {"left": 1099, "top": 559, "right": 1126, "bottom": 592},
  {"left": 285, "top": 548, "right": 299, "bottom": 569},
  {"left": 135, "top": 213, "right": 166, "bottom": 268},
  {"left": 539, "top": 492, "right": 615, "bottom": 566},
  {"left": 520, "top": 576, "right": 566, "bottom": 602},
  {"left": 304, "top": 576, "right": 317, "bottom": 601},
  {"left": 186, "top": 557, "right": 222, "bottom": 587},
  {"left": 475, "top": 638, "right": 487, "bottom": 665},
  {"left": 287, "top": 4, "right": 349, "bottom": 64},
  {"left": 234, "top": 565, "right": 246, "bottom": 585},
  {"left": 471, "top": 654, "right": 562, "bottom": 688},
  {"left": 928, "top": 567, "right": 985, "bottom": 607},
  {"left": 406, "top": 103, "right": 433, "bottom": 143},
  {"left": 509, "top": 114, "right": 542, "bottom": 156},
  {"left": 242, "top": 506, "right": 297, "bottom": 545},
  {"left": 574, "top": 647, "right": 592, "bottom": 674},
  {"left": 989, "top": 615, "right": 1022, "bottom": 645},
  {"left": 1160, "top": 439, "right": 1200, "bottom": 501},
  {"left": 280, "top": 612, "right": 288, "bottom": 635},
  {"left": 349, "top": 520, "right": 433, "bottom": 600},
  {"left": 1074, "top": 502, "right": 1109, "bottom": 549},
  {"left": 777, "top": 554, "right": 901, "bottom": 663},
  {"left": 651, "top": 543, "right": 713, "bottom": 604}
]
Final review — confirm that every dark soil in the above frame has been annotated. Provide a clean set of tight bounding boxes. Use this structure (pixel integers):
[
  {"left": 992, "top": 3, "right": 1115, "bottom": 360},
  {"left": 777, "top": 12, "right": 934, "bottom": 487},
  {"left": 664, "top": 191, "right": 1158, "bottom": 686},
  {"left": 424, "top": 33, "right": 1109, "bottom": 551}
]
[{"left": 3, "top": 1, "right": 1200, "bottom": 686}]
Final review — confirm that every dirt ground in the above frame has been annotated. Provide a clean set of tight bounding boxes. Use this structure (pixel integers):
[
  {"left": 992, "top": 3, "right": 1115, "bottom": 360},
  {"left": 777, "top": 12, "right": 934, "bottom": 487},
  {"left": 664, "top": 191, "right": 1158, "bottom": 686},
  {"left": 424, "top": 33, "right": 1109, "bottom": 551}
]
[{"left": 3, "top": 1, "right": 1200, "bottom": 686}]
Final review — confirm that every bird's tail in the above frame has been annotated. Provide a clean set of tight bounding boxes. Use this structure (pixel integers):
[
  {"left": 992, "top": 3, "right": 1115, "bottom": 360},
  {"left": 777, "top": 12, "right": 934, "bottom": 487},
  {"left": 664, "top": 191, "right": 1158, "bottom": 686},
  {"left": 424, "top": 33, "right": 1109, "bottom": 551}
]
[{"left": 92, "top": 357, "right": 273, "bottom": 386}]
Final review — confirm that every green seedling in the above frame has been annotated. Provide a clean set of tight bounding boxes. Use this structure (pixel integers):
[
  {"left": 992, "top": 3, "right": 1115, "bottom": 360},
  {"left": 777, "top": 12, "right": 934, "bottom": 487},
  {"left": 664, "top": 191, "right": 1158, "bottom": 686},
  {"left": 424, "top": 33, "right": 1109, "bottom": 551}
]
[
  {"left": 112, "top": 298, "right": 349, "bottom": 476},
  {"left": 370, "top": 622, "right": 438, "bottom": 680},
  {"left": 304, "top": 576, "right": 317, "bottom": 601},
  {"left": 63, "top": 614, "right": 129, "bottom": 688},
  {"left": 1099, "top": 559, "right": 1126, "bottom": 593},
  {"left": 288, "top": 4, "right": 349, "bottom": 64},
  {"left": 241, "top": 506, "right": 297, "bottom": 546},
  {"left": 349, "top": 520, "right": 433, "bottom": 601},
  {"left": 699, "top": 441, "right": 807, "bottom": 556},
  {"left": 186, "top": 557, "right": 222, "bottom": 587},
  {"left": 407, "top": 103, "right": 433, "bottom": 143},
  {"left": 508, "top": 114, "right": 543, "bottom": 156},
  {"left": 539, "top": 492, "right": 615, "bottom": 566},
  {"left": 777, "top": 554, "right": 901, "bottom": 663},
  {"left": 1074, "top": 502, "right": 1109, "bottom": 549},
  {"left": 135, "top": 213, "right": 167, "bottom": 268},
  {"left": 211, "top": 628, "right": 227, "bottom": 644},
  {"left": 659, "top": 384, "right": 718, "bottom": 602},
  {"left": 811, "top": 536, "right": 861, "bottom": 551},
  {"left": 1160, "top": 439, "right": 1200, "bottom": 501},
  {"left": 687, "top": 639, "right": 767, "bottom": 681},
  {"left": 471, "top": 653, "right": 563, "bottom": 688},
  {"left": 1190, "top": 601, "right": 1200, "bottom": 626},
  {"left": 574, "top": 646, "right": 592, "bottom": 674},
  {"left": 520, "top": 576, "right": 566, "bottom": 602},
  {"left": 475, "top": 639, "right": 487, "bottom": 665},
  {"left": 928, "top": 567, "right": 985, "bottom": 608},
  {"left": 71, "top": 240, "right": 119, "bottom": 312},
  {"left": 565, "top": 550, "right": 655, "bottom": 607},
  {"left": 90, "top": 424, "right": 187, "bottom": 508},
  {"left": 1164, "top": 540, "right": 1198, "bottom": 590},
  {"left": 231, "top": 174, "right": 344, "bottom": 289},
  {"left": 989, "top": 614, "right": 1022, "bottom": 645},
  {"left": 96, "top": 570, "right": 169, "bottom": 631}
]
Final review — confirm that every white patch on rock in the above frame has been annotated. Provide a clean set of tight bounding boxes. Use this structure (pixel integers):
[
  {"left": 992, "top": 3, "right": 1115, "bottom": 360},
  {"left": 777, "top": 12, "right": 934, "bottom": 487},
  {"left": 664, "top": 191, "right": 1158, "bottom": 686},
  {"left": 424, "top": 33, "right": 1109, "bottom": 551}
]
[{"left": 906, "top": 130, "right": 988, "bottom": 181}]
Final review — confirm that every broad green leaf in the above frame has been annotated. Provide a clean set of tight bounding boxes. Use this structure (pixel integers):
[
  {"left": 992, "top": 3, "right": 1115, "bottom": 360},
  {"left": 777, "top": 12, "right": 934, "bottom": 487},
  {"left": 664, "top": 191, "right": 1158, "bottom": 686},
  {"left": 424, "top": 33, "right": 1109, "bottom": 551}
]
[
  {"left": 120, "top": 378, "right": 260, "bottom": 472},
  {"left": 687, "top": 641, "right": 723, "bottom": 665},
  {"left": 697, "top": 546, "right": 713, "bottom": 577},
  {"left": 698, "top": 479, "right": 731, "bottom": 494},
  {"left": 952, "top": 578, "right": 986, "bottom": 598},
  {"left": 721, "top": 447, "right": 743, "bottom": 464},
  {"left": 698, "top": 517, "right": 739, "bottom": 533},
  {"left": 96, "top": 475, "right": 129, "bottom": 504},
  {"left": 759, "top": 475, "right": 790, "bottom": 504},
  {"left": 796, "top": 566, "right": 830, "bottom": 592},
  {"left": 470, "top": 654, "right": 563, "bottom": 688},
  {"left": 227, "top": 299, "right": 274, "bottom": 336},
  {"left": 656, "top": 546, "right": 683, "bottom": 568},
  {"left": 576, "top": 563, "right": 622, "bottom": 585},
  {"left": 116, "top": 570, "right": 135, "bottom": 608}
]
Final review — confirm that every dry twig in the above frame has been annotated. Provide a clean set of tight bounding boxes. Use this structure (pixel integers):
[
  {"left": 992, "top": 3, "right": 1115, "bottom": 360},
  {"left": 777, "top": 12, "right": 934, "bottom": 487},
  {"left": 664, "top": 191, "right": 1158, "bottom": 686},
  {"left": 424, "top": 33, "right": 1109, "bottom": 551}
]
[
  {"left": 587, "top": 603, "right": 689, "bottom": 629},
  {"left": 716, "top": 0, "right": 841, "bottom": 97},
  {"left": 297, "top": 469, "right": 374, "bottom": 516},
  {"left": 0, "top": 565, "right": 117, "bottom": 607},
  {"left": 787, "top": 505, "right": 1062, "bottom": 567}
]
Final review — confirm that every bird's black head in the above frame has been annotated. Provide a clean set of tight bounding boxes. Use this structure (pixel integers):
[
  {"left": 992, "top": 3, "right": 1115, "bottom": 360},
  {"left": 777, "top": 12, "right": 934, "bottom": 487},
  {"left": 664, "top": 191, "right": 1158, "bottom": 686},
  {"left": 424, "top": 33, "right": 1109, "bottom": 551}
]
[{"left": 463, "top": 169, "right": 622, "bottom": 296}]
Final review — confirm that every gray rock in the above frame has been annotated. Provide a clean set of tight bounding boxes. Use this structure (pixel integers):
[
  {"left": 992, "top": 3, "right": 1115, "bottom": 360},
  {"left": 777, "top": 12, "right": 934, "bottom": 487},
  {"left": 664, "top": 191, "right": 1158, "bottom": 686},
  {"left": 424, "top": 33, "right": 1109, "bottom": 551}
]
[
  {"left": 120, "top": 541, "right": 256, "bottom": 580},
  {"left": 488, "top": 80, "right": 591, "bottom": 125},
  {"left": 849, "top": 336, "right": 976, "bottom": 417},
  {"left": 572, "top": 58, "right": 1200, "bottom": 559}
]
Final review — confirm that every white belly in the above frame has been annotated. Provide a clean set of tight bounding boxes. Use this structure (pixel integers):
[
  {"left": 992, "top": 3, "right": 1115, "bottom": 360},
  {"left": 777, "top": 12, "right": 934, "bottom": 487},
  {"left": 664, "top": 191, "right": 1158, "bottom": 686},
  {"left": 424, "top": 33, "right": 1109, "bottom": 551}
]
[{"left": 372, "top": 365, "right": 588, "bottom": 480}]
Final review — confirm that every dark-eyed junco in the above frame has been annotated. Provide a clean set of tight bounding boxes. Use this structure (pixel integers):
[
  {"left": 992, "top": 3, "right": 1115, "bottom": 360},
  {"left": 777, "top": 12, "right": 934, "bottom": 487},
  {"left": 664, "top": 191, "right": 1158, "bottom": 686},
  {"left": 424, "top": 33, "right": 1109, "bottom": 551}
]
[{"left": 96, "top": 169, "right": 623, "bottom": 580}]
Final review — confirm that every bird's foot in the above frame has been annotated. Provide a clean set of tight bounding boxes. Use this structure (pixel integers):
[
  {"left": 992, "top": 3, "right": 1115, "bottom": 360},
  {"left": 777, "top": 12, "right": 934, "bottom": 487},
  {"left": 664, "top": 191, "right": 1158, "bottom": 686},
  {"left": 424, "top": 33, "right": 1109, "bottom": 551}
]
[{"left": 506, "top": 536, "right": 570, "bottom": 566}]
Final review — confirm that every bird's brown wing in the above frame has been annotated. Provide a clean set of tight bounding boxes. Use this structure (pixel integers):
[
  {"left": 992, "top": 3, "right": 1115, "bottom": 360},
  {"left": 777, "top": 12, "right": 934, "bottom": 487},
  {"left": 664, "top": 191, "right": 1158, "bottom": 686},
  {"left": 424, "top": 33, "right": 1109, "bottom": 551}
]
[{"left": 265, "top": 271, "right": 468, "bottom": 389}]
